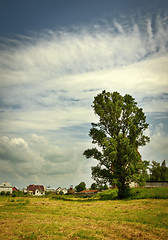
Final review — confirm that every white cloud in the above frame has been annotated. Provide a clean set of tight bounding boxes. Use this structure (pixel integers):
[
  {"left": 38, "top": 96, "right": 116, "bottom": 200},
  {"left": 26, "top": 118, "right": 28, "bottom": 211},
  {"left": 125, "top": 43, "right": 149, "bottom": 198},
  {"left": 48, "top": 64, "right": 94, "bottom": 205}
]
[
  {"left": 0, "top": 135, "right": 92, "bottom": 188},
  {"left": 0, "top": 14, "right": 168, "bottom": 187},
  {"left": 140, "top": 123, "right": 168, "bottom": 164},
  {"left": 0, "top": 136, "right": 30, "bottom": 162}
]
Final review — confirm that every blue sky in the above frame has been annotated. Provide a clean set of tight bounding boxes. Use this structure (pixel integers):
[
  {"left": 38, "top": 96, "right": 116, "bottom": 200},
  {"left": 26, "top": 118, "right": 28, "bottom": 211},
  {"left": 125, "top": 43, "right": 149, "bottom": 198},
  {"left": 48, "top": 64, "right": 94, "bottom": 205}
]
[{"left": 0, "top": 0, "right": 168, "bottom": 189}]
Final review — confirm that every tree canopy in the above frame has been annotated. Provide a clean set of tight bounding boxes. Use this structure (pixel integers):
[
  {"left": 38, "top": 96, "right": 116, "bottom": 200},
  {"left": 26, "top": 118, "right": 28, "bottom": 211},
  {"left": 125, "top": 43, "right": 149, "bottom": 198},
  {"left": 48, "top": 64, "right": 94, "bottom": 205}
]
[
  {"left": 83, "top": 91, "right": 150, "bottom": 198},
  {"left": 75, "top": 182, "right": 86, "bottom": 192},
  {"left": 90, "top": 183, "right": 98, "bottom": 190},
  {"left": 149, "top": 160, "right": 168, "bottom": 181}
]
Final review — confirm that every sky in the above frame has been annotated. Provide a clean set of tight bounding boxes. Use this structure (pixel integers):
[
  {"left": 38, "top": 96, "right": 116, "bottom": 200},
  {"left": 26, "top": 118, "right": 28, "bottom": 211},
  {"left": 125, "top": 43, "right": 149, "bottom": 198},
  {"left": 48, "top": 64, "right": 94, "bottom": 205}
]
[{"left": 0, "top": 0, "right": 168, "bottom": 189}]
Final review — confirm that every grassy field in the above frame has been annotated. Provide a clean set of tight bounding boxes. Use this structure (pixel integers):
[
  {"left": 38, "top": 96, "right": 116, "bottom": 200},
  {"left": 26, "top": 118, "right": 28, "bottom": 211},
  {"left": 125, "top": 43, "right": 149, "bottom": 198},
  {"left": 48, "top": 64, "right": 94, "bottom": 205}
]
[{"left": 0, "top": 189, "right": 168, "bottom": 239}]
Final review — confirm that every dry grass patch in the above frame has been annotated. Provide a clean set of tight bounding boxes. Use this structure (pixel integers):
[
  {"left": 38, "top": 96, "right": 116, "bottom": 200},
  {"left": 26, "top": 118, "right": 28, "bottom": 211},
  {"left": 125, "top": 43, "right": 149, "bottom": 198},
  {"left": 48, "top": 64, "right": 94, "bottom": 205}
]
[{"left": 0, "top": 196, "right": 167, "bottom": 239}]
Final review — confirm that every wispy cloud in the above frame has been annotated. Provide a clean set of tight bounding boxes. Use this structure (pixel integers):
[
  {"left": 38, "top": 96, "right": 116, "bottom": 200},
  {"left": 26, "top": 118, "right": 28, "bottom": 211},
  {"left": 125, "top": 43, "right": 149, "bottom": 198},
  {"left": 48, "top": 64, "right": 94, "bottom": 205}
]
[{"left": 0, "top": 14, "right": 168, "bottom": 187}]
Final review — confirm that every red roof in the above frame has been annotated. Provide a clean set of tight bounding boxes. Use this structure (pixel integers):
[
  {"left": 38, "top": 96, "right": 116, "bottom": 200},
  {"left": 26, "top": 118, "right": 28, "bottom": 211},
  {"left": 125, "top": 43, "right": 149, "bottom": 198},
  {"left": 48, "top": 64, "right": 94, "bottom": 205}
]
[
  {"left": 27, "top": 184, "right": 45, "bottom": 193},
  {"left": 12, "top": 186, "right": 18, "bottom": 192}
]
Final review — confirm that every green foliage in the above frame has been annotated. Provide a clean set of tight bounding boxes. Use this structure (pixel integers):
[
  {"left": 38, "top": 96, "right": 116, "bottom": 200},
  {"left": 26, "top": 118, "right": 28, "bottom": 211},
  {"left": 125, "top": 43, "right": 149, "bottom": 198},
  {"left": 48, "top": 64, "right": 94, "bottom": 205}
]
[
  {"left": 75, "top": 182, "right": 86, "bottom": 192},
  {"left": 129, "top": 187, "right": 168, "bottom": 199},
  {"left": 0, "top": 191, "right": 11, "bottom": 196},
  {"left": 96, "top": 189, "right": 118, "bottom": 200},
  {"left": 95, "top": 187, "right": 168, "bottom": 200},
  {"left": 5, "top": 191, "right": 11, "bottom": 196},
  {"left": 12, "top": 191, "right": 26, "bottom": 197},
  {"left": 12, "top": 192, "right": 17, "bottom": 197},
  {"left": 90, "top": 182, "right": 98, "bottom": 190},
  {"left": 83, "top": 91, "right": 150, "bottom": 199},
  {"left": 98, "top": 183, "right": 109, "bottom": 191},
  {"left": 137, "top": 160, "right": 150, "bottom": 186},
  {"left": 149, "top": 160, "right": 168, "bottom": 181},
  {"left": 103, "top": 183, "right": 108, "bottom": 190},
  {"left": 0, "top": 191, "right": 6, "bottom": 196}
]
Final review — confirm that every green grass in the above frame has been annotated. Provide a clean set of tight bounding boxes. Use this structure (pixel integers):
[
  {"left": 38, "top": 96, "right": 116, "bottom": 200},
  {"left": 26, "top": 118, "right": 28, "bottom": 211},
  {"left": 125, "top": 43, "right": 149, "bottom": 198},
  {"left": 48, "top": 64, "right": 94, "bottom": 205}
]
[
  {"left": 95, "top": 187, "right": 168, "bottom": 200},
  {"left": 129, "top": 187, "right": 168, "bottom": 199},
  {"left": 0, "top": 189, "right": 168, "bottom": 239}
]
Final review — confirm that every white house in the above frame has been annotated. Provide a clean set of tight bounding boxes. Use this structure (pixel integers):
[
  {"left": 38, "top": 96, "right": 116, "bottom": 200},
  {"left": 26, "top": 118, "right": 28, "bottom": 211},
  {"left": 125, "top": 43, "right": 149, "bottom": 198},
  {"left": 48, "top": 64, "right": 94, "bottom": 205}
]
[
  {"left": 62, "top": 188, "right": 68, "bottom": 194},
  {"left": 56, "top": 187, "right": 68, "bottom": 194},
  {"left": 27, "top": 184, "right": 45, "bottom": 196},
  {"left": 0, "top": 182, "right": 13, "bottom": 194},
  {"left": 56, "top": 187, "right": 62, "bottom": 194}
]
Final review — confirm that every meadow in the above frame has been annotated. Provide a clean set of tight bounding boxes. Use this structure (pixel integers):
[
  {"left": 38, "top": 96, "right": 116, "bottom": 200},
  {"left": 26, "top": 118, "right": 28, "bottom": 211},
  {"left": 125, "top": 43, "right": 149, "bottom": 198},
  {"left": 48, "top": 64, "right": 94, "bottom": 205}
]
[{"left": 0, "top": 188, "right": 168, "bottom": 240}]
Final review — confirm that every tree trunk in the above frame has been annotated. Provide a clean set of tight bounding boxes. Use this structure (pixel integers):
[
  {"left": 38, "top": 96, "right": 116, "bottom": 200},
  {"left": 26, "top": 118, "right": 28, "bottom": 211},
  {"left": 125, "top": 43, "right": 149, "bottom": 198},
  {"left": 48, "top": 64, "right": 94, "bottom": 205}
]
[{"left": 117, "top": 178, "right": 130, "bottom": 199}]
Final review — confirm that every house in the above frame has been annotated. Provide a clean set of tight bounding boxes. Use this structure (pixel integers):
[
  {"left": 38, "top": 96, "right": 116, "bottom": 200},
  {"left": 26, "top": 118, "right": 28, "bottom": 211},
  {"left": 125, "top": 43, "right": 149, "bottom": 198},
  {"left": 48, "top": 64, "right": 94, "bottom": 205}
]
[
  {"left": 27, "top": 184, "right": 45, "bottom": 196},
  {"left": 77, "top": 189, "right": 99, "bottom": 196},
  {"left": 22, "top": 187, "right": 28, "bottom": 193},
  {"left": 0, "top": 182, "right": 13, "bottom": 194},
  {"left": 56, "top": 187, "right": 68, "bottom": 195},
  {"left": 56, "top": 187, "right": 62, "bottom": 194},
  {"left": 62, "top": 188, "right": 68, "bottom": 194},
  {"left": 12, "top": 186, "right": 19, "bottom": 192}
]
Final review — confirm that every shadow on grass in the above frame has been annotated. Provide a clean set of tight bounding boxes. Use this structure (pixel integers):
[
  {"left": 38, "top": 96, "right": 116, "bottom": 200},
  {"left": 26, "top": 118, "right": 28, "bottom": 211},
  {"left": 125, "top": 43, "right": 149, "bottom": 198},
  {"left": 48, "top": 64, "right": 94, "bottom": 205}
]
[{"left": 51, "top": 195, "right": 100, "bottom": 202}]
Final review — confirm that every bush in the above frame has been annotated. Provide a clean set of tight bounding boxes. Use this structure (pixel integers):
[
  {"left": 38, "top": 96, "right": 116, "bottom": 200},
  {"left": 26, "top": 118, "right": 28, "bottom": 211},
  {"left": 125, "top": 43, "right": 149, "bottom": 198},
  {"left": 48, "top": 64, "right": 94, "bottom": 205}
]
[
  {"left": 0, "top": 191, "right": 5, "bottom": 195},
  {"left": 96, "top": 189, "right": 118, "bottom": 200},
  {"left": 12, "top": 192, "right": 16, "bottom": 197},
  {"left": 6, "top": 191, "right": 11, "bottom": 196},
  {"left": 11, "top": 191, "right": 25, "bottom": 197}
]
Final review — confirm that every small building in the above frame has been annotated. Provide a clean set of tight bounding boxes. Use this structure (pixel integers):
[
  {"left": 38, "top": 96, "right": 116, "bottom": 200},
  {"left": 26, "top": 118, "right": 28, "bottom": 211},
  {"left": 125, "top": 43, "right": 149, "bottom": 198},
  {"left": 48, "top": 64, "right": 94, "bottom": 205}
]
[
  {"left": 145, "top": 181, "right": 168, "bottom": 188},
  {"left": 56, "top": 187, "right": 68, "bottom": 195},
  {"left": 68, "top": 185, "right": 75, "bottom": 195},
  {"left": 62, "top": 188, "right": 68, "bottom": 194},
  {"left": 22, "top": 187, "right": 28, "bottom": 193},
  {"left": 45, "top": 187, "right": 55, "bottom": 192},
  {"left": 0, "top": 182, "right": 13, "bottom": 194},
  {"left": 56, "top": 187, "right": 62, "bottom": 194},
  {"left": 12, "top": 186, "right": 19, "bottom": 192},
  {"left": 27, "top": 184, "right": 45, "bottom": 196}
]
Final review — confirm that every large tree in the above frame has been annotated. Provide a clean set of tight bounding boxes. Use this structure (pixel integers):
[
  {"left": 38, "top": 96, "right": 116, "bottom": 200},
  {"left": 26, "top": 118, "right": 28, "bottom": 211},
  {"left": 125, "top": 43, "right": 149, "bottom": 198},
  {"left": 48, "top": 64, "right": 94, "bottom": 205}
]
[{"left": 83, "top": 91, "right": 150, "bottom": 199}]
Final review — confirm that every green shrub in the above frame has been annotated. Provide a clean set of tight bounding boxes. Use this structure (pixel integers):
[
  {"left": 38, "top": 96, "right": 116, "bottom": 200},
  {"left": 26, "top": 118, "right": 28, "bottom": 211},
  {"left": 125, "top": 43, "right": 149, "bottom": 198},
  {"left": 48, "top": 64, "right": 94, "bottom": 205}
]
[
  {"left": 6, "top": 191, "right": 11, "bottom": 196},
  {"left": 0, "top": 191, "right": 6, "bottom": 196},
  {"left": 96, "top": 189, "right": 118, "bottom": 200},
  {"left": 94, "top": 187, "right": 168, "bottom": 200},
  {"left": 12, "top": 192, "right": 16, "bottom": 197}
]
